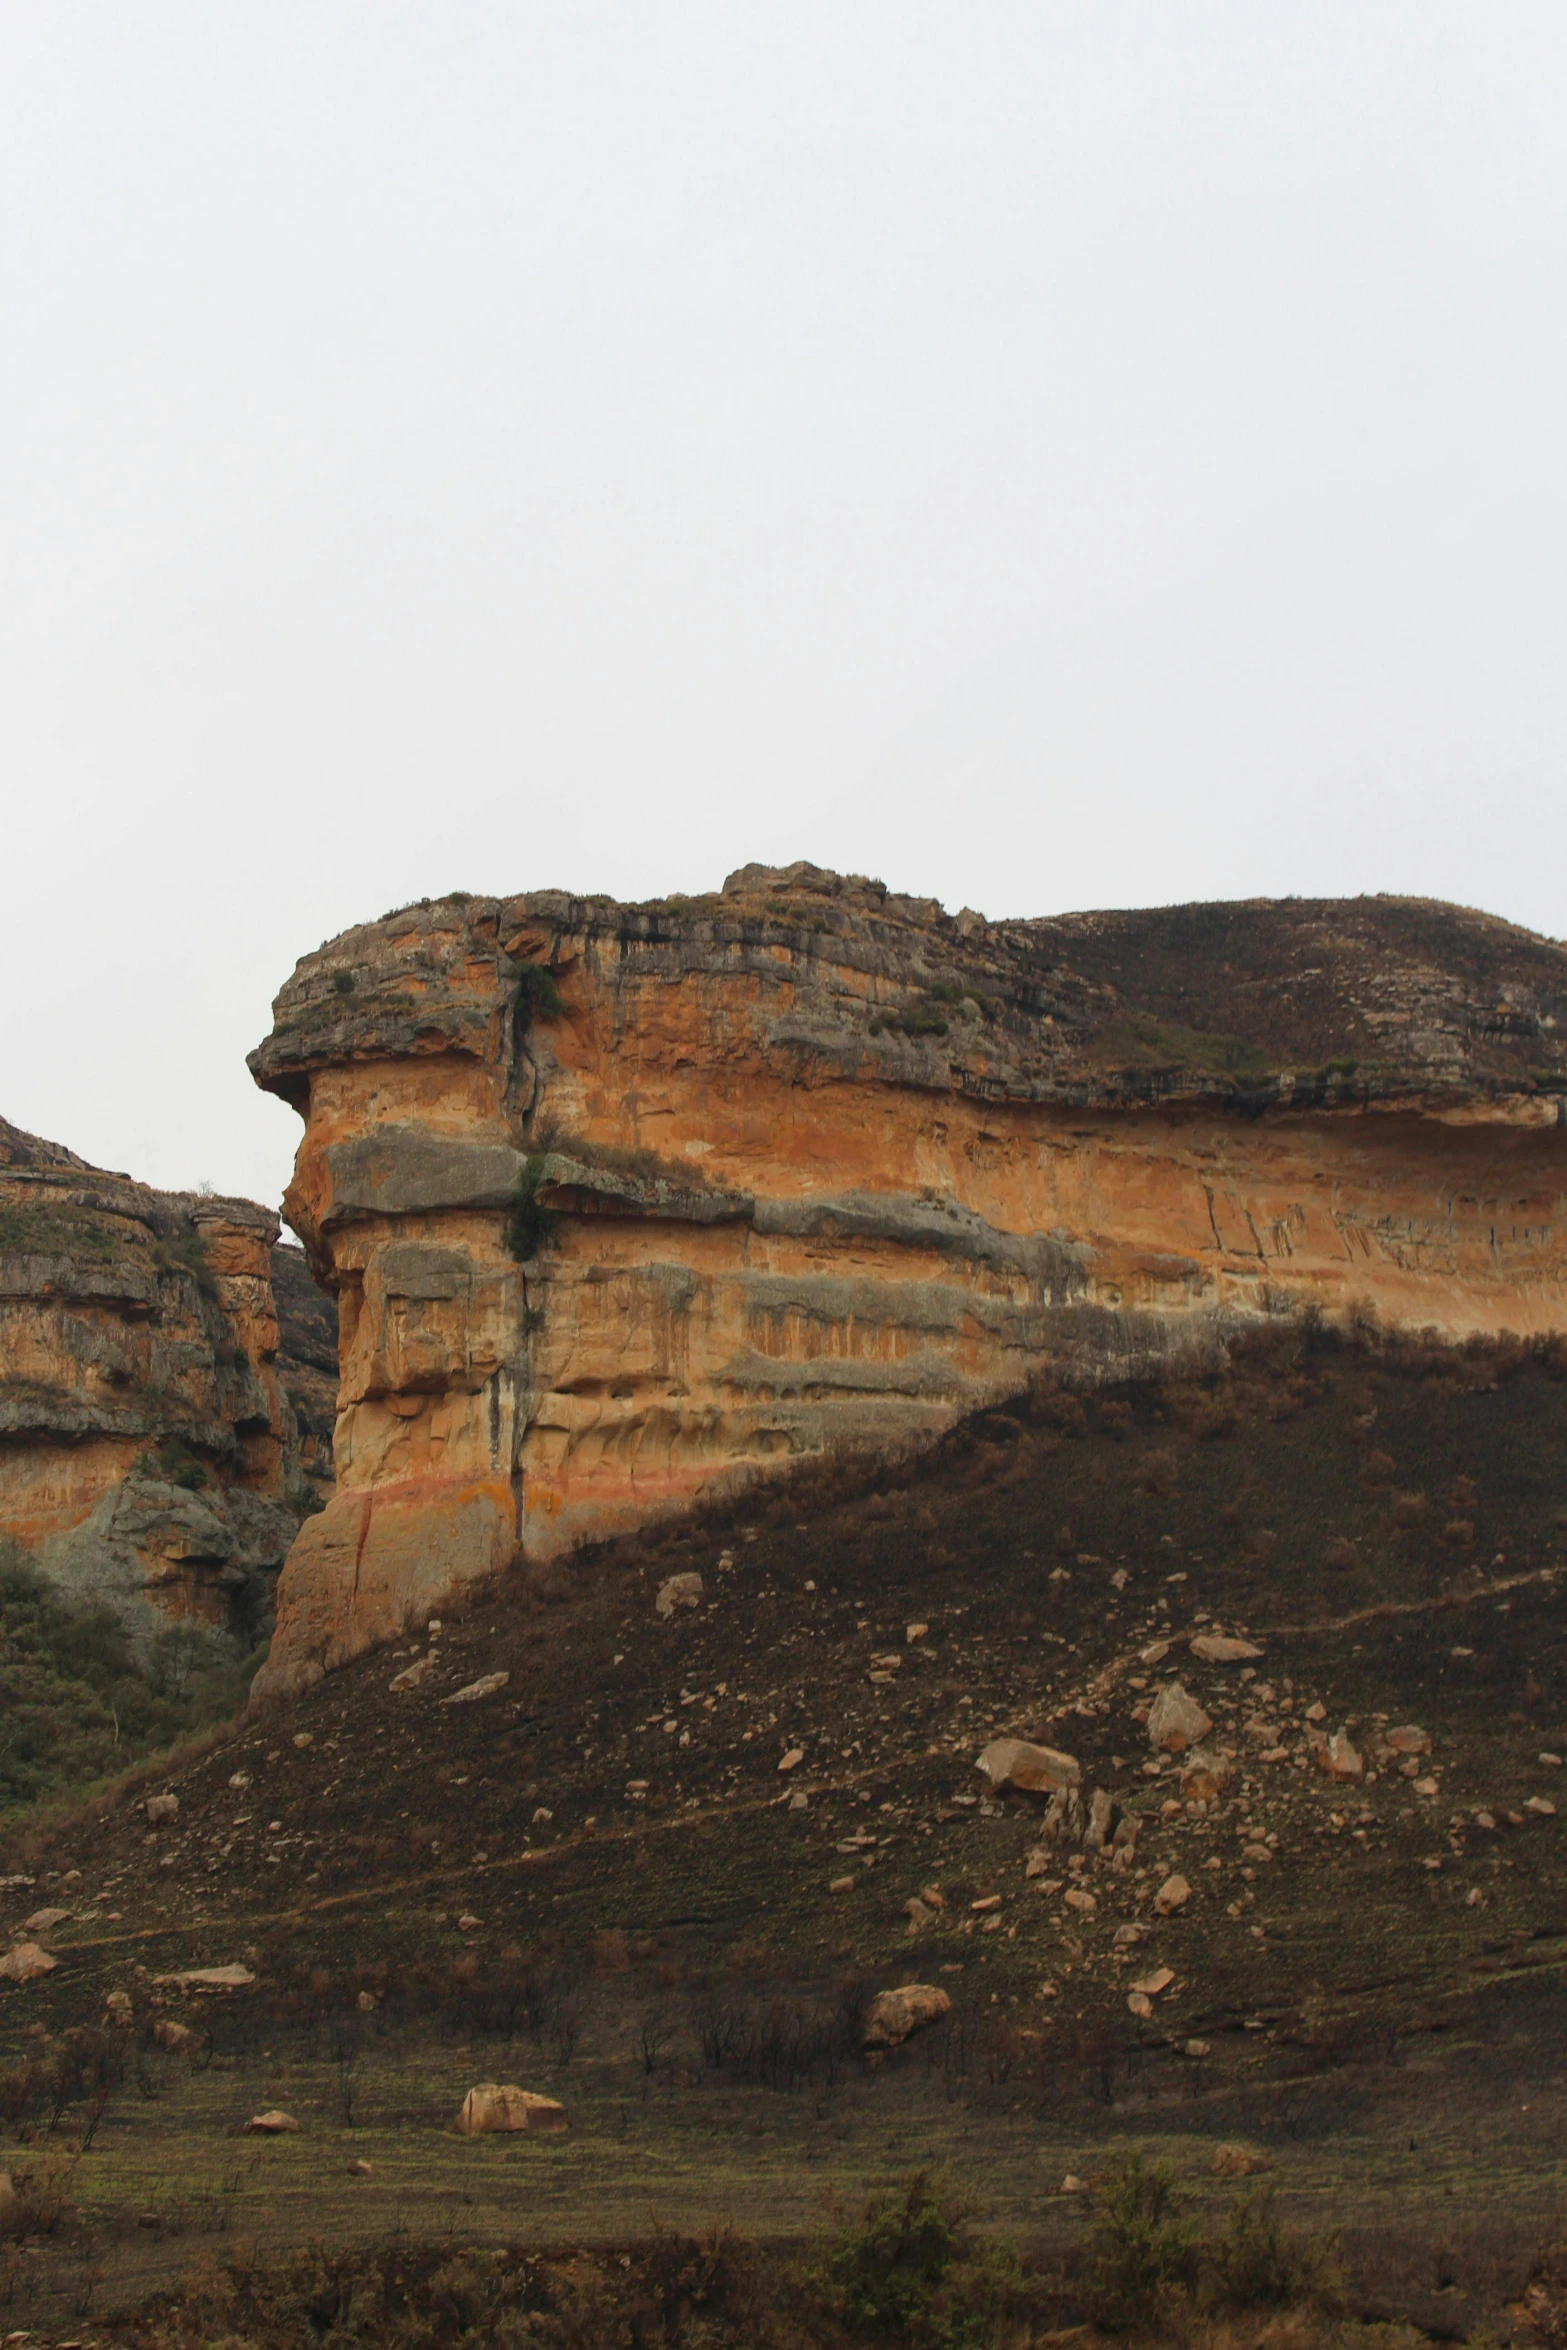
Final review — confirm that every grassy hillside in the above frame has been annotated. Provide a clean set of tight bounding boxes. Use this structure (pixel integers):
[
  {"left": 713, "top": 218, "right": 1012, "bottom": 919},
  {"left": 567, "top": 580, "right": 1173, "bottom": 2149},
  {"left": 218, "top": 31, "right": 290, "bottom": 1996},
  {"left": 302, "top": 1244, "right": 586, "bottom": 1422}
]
[{"left": 3, "top": 1320, "right": 1567, "bottom": 2336}]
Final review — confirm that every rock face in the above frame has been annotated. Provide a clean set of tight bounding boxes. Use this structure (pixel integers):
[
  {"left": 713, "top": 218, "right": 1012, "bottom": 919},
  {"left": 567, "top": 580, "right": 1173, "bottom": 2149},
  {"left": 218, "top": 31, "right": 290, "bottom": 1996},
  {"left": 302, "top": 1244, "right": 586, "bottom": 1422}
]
[
  {"left": 248, "top": 865, "right": 1567, "bottom": 1698},
  {"left": 0, "top": 1116, "right": 333, "bottom": 1655}
]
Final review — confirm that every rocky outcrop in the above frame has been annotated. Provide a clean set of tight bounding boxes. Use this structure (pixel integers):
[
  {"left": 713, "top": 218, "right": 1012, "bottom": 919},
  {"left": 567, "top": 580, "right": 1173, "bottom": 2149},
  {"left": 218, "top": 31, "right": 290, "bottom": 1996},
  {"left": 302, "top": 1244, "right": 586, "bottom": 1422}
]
[
  {"left": 0, "top": 1116, "right": 333, "bottom": 1655},
  {"left": 247, "top": 865, "right": 1567, "bottom": 1699}
]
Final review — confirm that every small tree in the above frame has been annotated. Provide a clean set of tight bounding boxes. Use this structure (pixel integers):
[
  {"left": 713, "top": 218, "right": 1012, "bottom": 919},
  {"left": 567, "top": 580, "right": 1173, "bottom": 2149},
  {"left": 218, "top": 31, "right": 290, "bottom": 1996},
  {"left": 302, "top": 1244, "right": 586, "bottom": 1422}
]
[{"left": 1082, "top": 2150, "right": 1198, "bottom": 2329}]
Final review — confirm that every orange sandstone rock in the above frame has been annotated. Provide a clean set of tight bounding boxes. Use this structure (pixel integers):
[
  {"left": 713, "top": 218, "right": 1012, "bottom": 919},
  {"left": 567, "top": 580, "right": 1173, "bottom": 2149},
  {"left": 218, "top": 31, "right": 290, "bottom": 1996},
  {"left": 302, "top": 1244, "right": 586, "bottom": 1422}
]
[{"left": 247, "top": 868, "right": 1567, "bottom": 1699}]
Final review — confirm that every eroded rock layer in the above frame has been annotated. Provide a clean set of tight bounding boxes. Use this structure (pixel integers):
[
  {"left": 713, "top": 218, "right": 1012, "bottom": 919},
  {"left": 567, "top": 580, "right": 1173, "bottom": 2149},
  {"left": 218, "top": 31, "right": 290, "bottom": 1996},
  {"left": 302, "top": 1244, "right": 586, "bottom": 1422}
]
[
  {"left": 0, "top": 1117, "right": 332, "bottom": 1655},
  {"left": 248, "top": 866, "right": 1567, "bottom": 1697}
]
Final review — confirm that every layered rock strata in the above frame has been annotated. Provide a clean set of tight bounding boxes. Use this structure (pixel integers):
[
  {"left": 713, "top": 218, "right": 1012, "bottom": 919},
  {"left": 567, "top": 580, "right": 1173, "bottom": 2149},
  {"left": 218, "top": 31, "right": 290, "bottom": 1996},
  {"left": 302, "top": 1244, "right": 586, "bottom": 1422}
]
[
  {"left": 248, "top": 866, "right": 1567, "bottom": 1698},
  {"left": 0, "top": 1117, "right": 332, "bottom": 1654}
]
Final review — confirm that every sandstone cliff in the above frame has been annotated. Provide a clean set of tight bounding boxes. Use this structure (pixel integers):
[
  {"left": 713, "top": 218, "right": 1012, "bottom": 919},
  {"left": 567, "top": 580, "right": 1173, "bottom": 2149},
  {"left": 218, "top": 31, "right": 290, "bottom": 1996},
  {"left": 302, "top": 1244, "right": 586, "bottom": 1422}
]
[
  {"left": 0, "top": 1116, "right": 333, "bottom": 1656},
  {"left": 248, "top": 865, "right": 1567, "bottom": 1698}
]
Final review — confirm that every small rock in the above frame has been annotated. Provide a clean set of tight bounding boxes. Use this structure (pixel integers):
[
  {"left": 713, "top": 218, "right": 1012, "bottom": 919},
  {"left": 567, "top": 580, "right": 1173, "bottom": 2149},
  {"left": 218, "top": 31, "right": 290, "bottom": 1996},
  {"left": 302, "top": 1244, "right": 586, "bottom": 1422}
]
[
  {"left": 1189, "top": 1634, "right": 1263, "bottom": 1663},
  {"left": 1180, "top": 1748, "right": 1235, "bottom": 1802},
  {"left": 1305, "top": 1700, "right": 1327, "bottom": 1722},
  {"left": 59, "top": 1869, "right": 83, "bottom": 1890},
  {"left": 23, "top": 1907, "right": 71, "bottom": 1935},
  {"left": 1526, "top": 1796, "right": 1557, "bottom": 1817},
  {"left": 389, "top": 1655, "right": 434, "bottom": 1693},
  {"left": 905, "top": 1897, "right": 936, "bottom": 1931},
  {"left": 104, "top": 1989, "right": 134, "bottom": 2028},
  {"left": 1131, "top": 1966, "right": 1176, "bottom": 1997},
  {"left": 1146, "top": 1683, "right": 1213, "bottom": 1754},
  {"left": 975, "top": 1738, "right": 1080, "bottom": 1796},
  {"left": 1127, "top": 1991, "right": 1154, "bottom": 2019},
  {"left": 457, "top": 1914, "right": 483, "bottom": 1932},
  {"left": 145, "top": 1794, "right": 180, "bottom": 1826},
  {"left": 1540, "top": 1752, "right": 1563, "bottom": 1767},
  {"left": 427, "top": 1618, "right": 443, "bottom": 1636},
  {"left": 349, "top": 2158, "right": 374, "bottom": 2176},
  {"left": 778, "top": 1748, "right": 804, "bottom": 1773},
  {"left": 970, "top": 1894, "right": 1002, "bottom": 1914},
  {"left": 1063, "top": 1887, "right": 1097, "bottom": 1916},
  {"left": 788, "top": 1790, "right": 809, "bottom": 1811},
  {"left": 531, "top": 1806, "right": 553, "bottom": 1825},
  {"left": 292, "top": 1733, "right": 313, "bottom": 1749},
  {"left": 455, "top": 2084, "right": 568, "bottom": 2135},
  {"left": 0, "top": 1944, "right": 56, "bottom": 1984},
  {"left": 153, "top": 2019, "right": 198, "bottom": 2052},
  {"left": 1155, "top": 1873, "right": 1191, "bottom": 1917},
  {"left": 1184, "top": 2038, "right": 1211, "bottom": 2057},
  {"left": 1060, "top": 2173, "right": 1087, "bottom": 2194},
  {"left": 443, "top": 1672, "right": 510, "bottom": 1706},
  {"left": 830, "top": 1875, "right": 855, "bottom": 1893},
  {"left": 1385, "top": 1725, "right": 1431, "bottom": 1755},
  {"left": 1414, "top": 1776, "right": 1438, "bottom": 1797},
  {"left": 656, "top": 1573, "right": 704, "bottom": 1619},
  {"left": 862, "top": 1984, "right": 951, "bottom": 2049},
  {"left": 245, "top": 2110, "right": 300, "bottom": 2134},
  {"left": 1213, "top": 2143, "right": 1271, "bottom": 2177},
  {"left": 906, "top": 1623, "right": 929, "bottom": 1643},
  {"left": 228, "top": 1771, "right": 253, "bottom": 1790},
  {"left": 1139, "top": 1640, "right": 1171, "bottom": 1666},
  {"left": 357, "top": 1990, "right": 380, "bottom": 2012},
  {"left": 1113, "top": 1922, "right": 1150, "bottom": 1947}
]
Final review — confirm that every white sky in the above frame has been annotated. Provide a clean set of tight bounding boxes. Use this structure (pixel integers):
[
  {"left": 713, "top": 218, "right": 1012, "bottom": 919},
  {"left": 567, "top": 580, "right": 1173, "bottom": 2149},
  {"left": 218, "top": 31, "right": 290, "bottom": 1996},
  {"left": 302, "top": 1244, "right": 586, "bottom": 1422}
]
[{"left": 4, "top": 3, "right": 1567, "bottom": 1210}]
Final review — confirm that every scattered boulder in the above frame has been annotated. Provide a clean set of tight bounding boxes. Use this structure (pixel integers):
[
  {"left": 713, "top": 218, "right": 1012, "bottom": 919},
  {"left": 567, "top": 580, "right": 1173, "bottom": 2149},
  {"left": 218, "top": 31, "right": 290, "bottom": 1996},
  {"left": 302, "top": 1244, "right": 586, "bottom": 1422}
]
[
  {"left": 1063, "top": 1887, "right": 1098, "bottom": 1917},
  {"left": 349, "top": 2158, "right": 374, "bottom": 2177},
  {"left": 22, "top": 1908, "right": 71, "bottom": 1935},
  {"left": 1317, "top": 1729, "right": 1364, "bottom": 1781},
  {"left": 443, "top": 1672, "right": 510, "bottom": 1706},
  {"left": 1146, "top": 1683, "right": 1212, "bottom": 1754},
  {"left": 863, "top": 1984, "right": 951, "bottom": 2049},
  {"left": 1060, "top": 2173, "right": 1088, "bottom": 2195},
  {"left": 145, "top": 1794, "right": 180, "bottom": 1826},
  {"left": 975, "top": 1739, "right": 1080, "bottom": 1797},
  {"left": 1131, "top": 1966, "right": 1175, "bottom": 1997},
  {"left": 245, "top": 2110, "right": 300, "bottom": 2134},
  {"left": 778, "top": 1748, "right": 804, "bottom": 1773},
  {"left": 1155, "top": 1873, "right": 1192, "bottom": 1917},
  {"left": 1385, "top": 1724, "right": 1432, "bottom": 1755},
  {"left": 1180, "top": 1749, "right": 1236, "bottom": 1802},
  {"left": 154, "top": 2019, "right": 199, "bottom": 2052},
  {"left": 1082, "top": 1789, "right": 1116, "bottom": 1854},
  {"left": 656, "top": 1573, "right": 704, "bottom": 1618},
  {"left": 1213, "top": 2144, "right": 1272, "bottom": 2177},
  {"left": 1127, "top": 1991, "right": 1154, "bottom": 2019},
  {"left": 1189, "top": 1634, "right": 1264, "bottom": 1663},
  {"left": 455, "top": 2084, "right": 568, "bottom": 2136},
  {"left": 150, "top": 1964, "right": 256, "bottom": 1993},
  {"left": 0, "top": 1944, "right": 57, "bottom": 1985},
  {"left": 104, "top": 1989, "right": 133, "bottom": 2029},
  {"left": 389, "top": 1654, "right": 434, "bottom": 1693}
]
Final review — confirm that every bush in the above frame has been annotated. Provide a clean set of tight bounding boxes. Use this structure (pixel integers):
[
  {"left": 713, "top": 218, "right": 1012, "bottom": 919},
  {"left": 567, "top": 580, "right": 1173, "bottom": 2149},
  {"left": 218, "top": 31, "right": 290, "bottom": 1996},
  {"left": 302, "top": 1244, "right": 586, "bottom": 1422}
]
[
  {"left": 1201, "top": 2186, "right": 1342, "bottom": 2313},
  {"left": 1082, "top": 2151, "right": 1198, "bottom": 2329},
  {"left": 504, "top": 1157, "right": 558, "bottom": 1264},
  {"left": 825, "top": 2170, "right": 1027, "bottom": 2349}
]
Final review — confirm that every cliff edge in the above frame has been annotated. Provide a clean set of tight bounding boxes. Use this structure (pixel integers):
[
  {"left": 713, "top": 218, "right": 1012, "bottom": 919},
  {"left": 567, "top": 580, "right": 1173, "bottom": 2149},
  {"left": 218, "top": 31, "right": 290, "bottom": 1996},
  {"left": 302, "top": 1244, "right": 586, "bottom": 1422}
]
[
  {"left": 248, "top": 865, "right": 1567, "bottom": 1698},
  {"left": 0, "top": 1115, "right": 333, "bottom": 1657}
]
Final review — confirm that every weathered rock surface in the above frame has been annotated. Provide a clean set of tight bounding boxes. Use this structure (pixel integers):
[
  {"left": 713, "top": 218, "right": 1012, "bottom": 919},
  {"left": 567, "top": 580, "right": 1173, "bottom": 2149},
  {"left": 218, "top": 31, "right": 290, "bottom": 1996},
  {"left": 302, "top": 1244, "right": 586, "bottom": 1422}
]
[
  {"left": 246, "top": 869, "right": 1567, "bottom": 1695},
  {"left": 0, "top": 1116, "right": 335, "bottom": 1655}
]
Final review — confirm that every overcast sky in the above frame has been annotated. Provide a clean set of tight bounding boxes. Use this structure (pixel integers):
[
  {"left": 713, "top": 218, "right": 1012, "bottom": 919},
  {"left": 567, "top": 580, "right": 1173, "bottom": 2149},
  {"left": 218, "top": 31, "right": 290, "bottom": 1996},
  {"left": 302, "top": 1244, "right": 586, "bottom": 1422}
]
[{"left": 4, "top": 3, "right": 1567, "bottom": 1210}]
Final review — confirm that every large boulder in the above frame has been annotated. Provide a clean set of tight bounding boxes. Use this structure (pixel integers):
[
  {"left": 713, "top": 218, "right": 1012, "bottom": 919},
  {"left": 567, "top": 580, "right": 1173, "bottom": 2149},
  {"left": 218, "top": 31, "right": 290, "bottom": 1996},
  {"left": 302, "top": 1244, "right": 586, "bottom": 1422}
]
[
  {"left": 455, "top": 2084, "right": 569, "bottom": 2136},
  {"left": 0, "top": 1944, "right": 56, "bottom": 1985},
  {"left": 1146, "top": 1683, "right": 1213, "bottom": 1754},
  {"left": 975, "top": 1739, "right": 1080, "bottom": 1797},
  {"left": 862, "top": 1984, "right": 951, "bottom": 2049}
]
